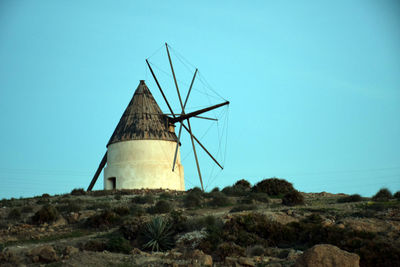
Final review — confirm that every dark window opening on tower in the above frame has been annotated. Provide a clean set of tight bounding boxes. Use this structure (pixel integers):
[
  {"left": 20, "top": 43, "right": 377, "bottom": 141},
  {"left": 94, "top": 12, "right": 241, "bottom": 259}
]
[{"left": 108, "top": 177, "right": 116, "bottom": 189}]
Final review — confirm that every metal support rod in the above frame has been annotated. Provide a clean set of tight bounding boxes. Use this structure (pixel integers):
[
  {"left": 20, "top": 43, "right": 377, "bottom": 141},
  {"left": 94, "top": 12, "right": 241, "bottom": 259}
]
[
  {"left": 166, "top": 43, "right": 204, "bottom": 190},
  {"left": 181, "top": 122, "right": 223, "bottom": 170},
  {"left": 170, "top": 101, "right": 229, "bottom": 123},
  {"left": 172, "top": 69, "right": 198, "bottom": 171},
  {"left": 87, "top": 152, "right": 107, "bottom": 191},
  {"left": 146, "top": 59, "right": 176, "bottom": 117}
]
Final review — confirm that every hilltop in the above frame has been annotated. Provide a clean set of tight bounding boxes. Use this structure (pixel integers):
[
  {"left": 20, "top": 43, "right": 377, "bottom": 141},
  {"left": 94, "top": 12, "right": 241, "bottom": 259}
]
[{"left": 1, "top": 178, "right": 399, "bottom": 267}]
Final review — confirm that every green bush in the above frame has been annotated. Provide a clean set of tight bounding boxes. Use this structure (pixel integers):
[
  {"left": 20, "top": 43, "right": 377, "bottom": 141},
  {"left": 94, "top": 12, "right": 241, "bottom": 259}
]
[
  {"left": 8, "top": 208, "right": 21, "bottom": 220},
  {"left": 159, "top": 192, "right": 173, "bottom": 200},
  {"left": 282, "top": 190, "right": 304, "bottom": 206},
  {"left": 106, "top": 235, "right": 132, "bottom": 254},
  {"left": 130, "top": 204, "right": 145, "bottom": 217},
  {"left": 187, "top": 187, "right": 203, "bottom": 195},
  {"left": 372, "top": 188, "right": 392, "bottom": 202},
  {"left": 147, "top": 200, "right": 172, "bottom": 214},
  {"left": 337, "top": 194, "right": 363, "bottom": 203},
  {"left": 211, "top": 187, "right": 220, "bottom": 192},
  {"left": 31, "top": 205, "right": 59, "bottom": 224},
  {"left": 221, "top": 185, "right": 248, "bottom": 197},
  {"left": 394, "top": 191, "right": 400, "bottom": 200},
  {"left": 57, "top": 200, "right": 82, "bottom": 213},
  {"left": 71, "top": 188, "right": 86, "bottom": 196},
  {"left": 42, "top": 193, "right": 50, "bottom": 198},
  {"left": 21, "top": 205, "right": 34, "bottom": 213},
  {"left": 215, "top": 242, "right": 246, "bottom": 261},
  {"left": 139, "top": 217, "right": 174, "bottom": 252},
  {"left": 132, "top": 194, "right": 154, "bottom": 205},
  {"left": 183, "top": 191, "right": 203, "bottom": 208},
  {"left": 208, "top": 192, "right": 231, "bottom": 207},
  {"left": 85, "top": 210, "right": 121, "bottom": 229},
  {"left": 251, "top": 178, "right": 295, "bottom": 196},
  {"left": 241, "top": 192, "right": 270, "bottom": 204},
  {"left": 120, "top": 217, "right": 146, "bottom": 241},
  {"left": 248, "top": 245, "right": 265, "bottom": 256},
  {"left": 234, "top": 179, "right": 251, "bottom": 189},
  {"left": 82, "top": 240, "right": 106, "bottom": 252},
  {"left": 113, "top": 206, "right": 130, "bottom": 216}
]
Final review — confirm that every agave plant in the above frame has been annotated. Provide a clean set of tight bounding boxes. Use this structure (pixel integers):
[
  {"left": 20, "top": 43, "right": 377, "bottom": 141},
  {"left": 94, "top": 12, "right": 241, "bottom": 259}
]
[{"left": 140, "top": 217, "right": 174, "bottom": 252}]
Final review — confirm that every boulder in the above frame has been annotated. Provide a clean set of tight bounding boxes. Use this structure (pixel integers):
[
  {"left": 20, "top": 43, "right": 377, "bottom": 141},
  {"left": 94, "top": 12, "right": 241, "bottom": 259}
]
[
  {"left": 63, "top": 246, "right": 79, "bottom": 256},
  {"left": 28, "top": 245, "right": 58, "bottom": 263},
  {"left": 189, "top": 249, "right": 213, "bottom": 266},
  {"left": 295, "top": 244, "right": 359, "bottom": 267}
]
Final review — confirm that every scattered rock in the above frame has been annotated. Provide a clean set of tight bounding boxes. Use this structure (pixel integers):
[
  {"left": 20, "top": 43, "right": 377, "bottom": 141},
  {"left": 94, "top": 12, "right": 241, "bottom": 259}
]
[
  {"left": 66, "top": 212, "right": 79, "bottom": 223},
  {"left": 53, "top": 216, "right": 67, "bottom": 227},
  {"left": 130, "top": 247, "right": 150, "bottom": 256},
  {"left": 28, "top": 245, "right": 58, "bottom": 263},
  {"left": 295, "top": 244, "right": 360, "bottom": 267},
  {"left": 188, "top": 249, "right": 213, "bottom": 266},
  {"left": 238, "top": 256, "right": 255, "bottom": 266},
  {"left": 64, "top": 246, "right": 79, "bottom": 256}
]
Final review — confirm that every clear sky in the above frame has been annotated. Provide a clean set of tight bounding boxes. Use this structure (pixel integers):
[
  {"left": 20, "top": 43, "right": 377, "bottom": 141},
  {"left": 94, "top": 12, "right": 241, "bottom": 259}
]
[{"left": 1, "top": 0, "right": 399, "bottom": 199}]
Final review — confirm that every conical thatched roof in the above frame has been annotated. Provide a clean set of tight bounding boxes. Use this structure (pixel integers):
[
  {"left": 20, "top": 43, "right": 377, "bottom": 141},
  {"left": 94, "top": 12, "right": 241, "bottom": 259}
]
[{"left": 107, "top": 80, "right": 177, "bottom": 146}]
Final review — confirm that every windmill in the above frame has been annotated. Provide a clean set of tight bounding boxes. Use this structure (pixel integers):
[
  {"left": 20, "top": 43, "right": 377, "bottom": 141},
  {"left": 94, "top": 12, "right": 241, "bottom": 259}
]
[{"left": 87, "top": 43, "right": 229, "bottom": 191}]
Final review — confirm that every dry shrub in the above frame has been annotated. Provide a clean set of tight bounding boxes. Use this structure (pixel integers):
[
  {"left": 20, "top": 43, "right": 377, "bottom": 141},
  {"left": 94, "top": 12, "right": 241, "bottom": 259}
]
[
  {"left": 282, "top": 190, "right": 304, "bottom": 206},
  {"left": 215, "top": 242, "right": 245, "bottom": 261},
  {"left": 82, "top": 240, "right": 106, "bottom": 252},
  {"left": 234, "top": 179, "right": 251, "bottom": 189},
  {"left": 132, "top": 194, "right": 154, "bottom": 204},
  {"left": 337, "top": 194, "right": 363, "bottom": 203},
  {"left": 184, "top": 191, "right": 203, "bottom": 208},
  {"left": 147, "top": 200, "right": 172, "bottom": 214},
  {"left": 71, "top": 188, "right": 86, "bottom": 196},
  {"left": 208, "top": 192, "right": 231, "bottom": 207},
  {"left": 251, "top": 178, "right": 295, "bottom": 196},
  {"left": 85, "top": 210, "right": 121, "bottom": 229},
  {"left": 31, "top": 205, "right": 59, "bottom": 225},
  {"left": 372, "top": 188, "right": 392, "bottom": 202},
  {"left": 8, "top": 208, "right": 21, "bottom": 220}
]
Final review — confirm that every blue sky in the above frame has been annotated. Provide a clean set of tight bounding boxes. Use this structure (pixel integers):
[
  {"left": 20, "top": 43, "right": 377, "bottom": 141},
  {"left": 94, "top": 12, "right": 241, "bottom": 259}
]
[{"left": 0, "top": 0, "right": 399, "bottom": 198}]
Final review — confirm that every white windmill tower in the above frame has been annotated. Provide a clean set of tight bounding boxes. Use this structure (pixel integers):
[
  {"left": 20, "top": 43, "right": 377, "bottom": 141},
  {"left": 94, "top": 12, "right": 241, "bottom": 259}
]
[{"left": 87, "top": 44, "right": 229, "bottom": 191}]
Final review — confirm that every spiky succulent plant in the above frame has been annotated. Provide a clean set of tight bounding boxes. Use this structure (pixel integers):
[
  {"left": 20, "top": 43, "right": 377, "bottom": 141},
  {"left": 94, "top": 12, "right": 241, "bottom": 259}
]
[{"left": 140, "top": 217, "right": 174, "bottom": 252}]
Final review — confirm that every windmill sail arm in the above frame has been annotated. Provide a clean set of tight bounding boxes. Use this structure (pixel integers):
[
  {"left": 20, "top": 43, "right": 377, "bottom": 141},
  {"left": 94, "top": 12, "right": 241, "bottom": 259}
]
[
  {"left": 180, "top": 123, "right": 224, "bottom": 170},
  {"left": 87, "top": 152, "right": 107, "bottom": 191},
  {"left": 171, "top": 101, "right": 229, "bottom": 123}
]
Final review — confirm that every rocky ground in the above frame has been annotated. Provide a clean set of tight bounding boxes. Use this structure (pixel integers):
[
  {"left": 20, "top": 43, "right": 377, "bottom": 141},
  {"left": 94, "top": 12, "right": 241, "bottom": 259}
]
[{"left": 0, "top": 179, "right": 399, "bottom": 267}]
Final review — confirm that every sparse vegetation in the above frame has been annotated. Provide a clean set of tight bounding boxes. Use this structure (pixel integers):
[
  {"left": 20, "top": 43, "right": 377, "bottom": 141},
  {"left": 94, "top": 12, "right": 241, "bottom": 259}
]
[
  {"left": 1, "top": 179, "right": 399, "bottom": 267},
  {"left": 394, "top": 191, "right": 400, "bottom": 200},
  {"left": 372, "top": 188, "right": 392, "bottom": 202}
]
